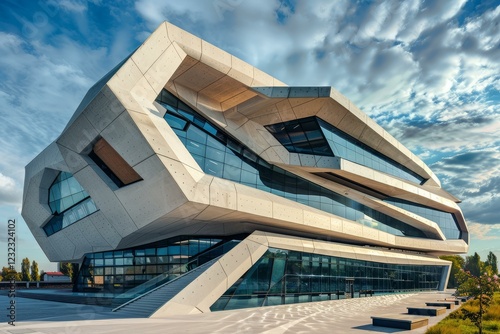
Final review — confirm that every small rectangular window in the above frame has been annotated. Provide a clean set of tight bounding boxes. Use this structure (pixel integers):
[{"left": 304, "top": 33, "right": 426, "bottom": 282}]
[{"left": 90, "top": 138, "right": 142, "bottom": 187}]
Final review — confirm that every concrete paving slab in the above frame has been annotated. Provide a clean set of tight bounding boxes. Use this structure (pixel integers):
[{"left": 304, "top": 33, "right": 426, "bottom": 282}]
[{"left": 0, "top": 291, "right": 458, "bottom": 333}]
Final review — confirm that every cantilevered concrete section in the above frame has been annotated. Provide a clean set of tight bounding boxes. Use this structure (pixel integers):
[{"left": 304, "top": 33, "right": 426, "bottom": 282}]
[{"left": 22, "top": 22, "right": 468, "bottom": 315}]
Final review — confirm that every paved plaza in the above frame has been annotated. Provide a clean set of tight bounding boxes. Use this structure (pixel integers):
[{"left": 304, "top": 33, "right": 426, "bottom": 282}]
[{"left": 0, "top": 291, "right": 457, "bottom": 333}]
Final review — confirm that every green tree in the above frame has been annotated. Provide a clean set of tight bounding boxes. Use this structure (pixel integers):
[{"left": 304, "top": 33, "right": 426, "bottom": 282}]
[
  {"left": 1, "top": 267, "right": 21, "bottom": 281},
  {"left": 485, "top": 251, "right": 498, "bottom": 275},
  {"left": 60, "top": 262, "right": 73, "bottom": 280},
  {"left": 440, "top": 255, "right": 465, "bottom": 288},
  {"left": 464, "top": 252, "right": 482, "bottom": 277},
  {"left": 31, "top": 260, "right": 40, "bottom": 281},
  {"left": 21, "top": 257, "right": 31, "bottom": 281},
  {"left": 456, "top": 270, "right": 500, "bottom": 334}
]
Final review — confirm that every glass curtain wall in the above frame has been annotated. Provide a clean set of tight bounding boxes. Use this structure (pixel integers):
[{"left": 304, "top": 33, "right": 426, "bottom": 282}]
[
  {"left": 211, "top": 248, "right": 445, "bottom": 311},
  {"left": 385, "top": 199, "right": 461, "bottom": 239},
  {"left": 156, "top": 89, "right": 429, "bottom": 239},
  {"left": 75, "top": 236, "right": 230, "bottom": 293},
  {"left": 44, "top": 171, "right": 98, "bottom": 236},
  {"left": 265, "top": 117, "right": 424, "bottom": 184}
]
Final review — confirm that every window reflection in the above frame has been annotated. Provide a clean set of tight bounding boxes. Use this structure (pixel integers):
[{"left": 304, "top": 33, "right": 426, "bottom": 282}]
[
  {"left": 211, "top": 247, "right": 445, "bottom": 311},
  {"left": 385, "top": 199, "right": 461, "bottom": 239},
  {"left": 44, "top": 172, "right": 98, "bottom": 236},
  {"left": 156, "top": 89, "right": 427, "bottom": 239},
  {"left": 265, "top": 117, "right": 425, "bottom": 184},
  {"left": 75, "top": 237, "right": 225, "bottom": 293}
]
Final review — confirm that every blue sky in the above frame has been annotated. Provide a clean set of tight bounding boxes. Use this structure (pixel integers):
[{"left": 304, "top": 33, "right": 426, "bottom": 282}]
[{"left": 0, "top": 0, "right": 499, "bottom": 272}]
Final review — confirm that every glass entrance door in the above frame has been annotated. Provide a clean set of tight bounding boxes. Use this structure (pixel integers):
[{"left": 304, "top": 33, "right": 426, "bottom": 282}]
[{"left": 345, "top": 278, "right": 355, "bottom": 298}]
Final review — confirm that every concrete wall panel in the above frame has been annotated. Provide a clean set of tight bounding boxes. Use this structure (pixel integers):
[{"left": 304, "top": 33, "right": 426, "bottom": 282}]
[
  {"left": 117, "top": 156, "right": 188, "bottom": 228},
  {"left": 174, "top": 62, "right": 225, "bottom": 92},
  {"left": 101, "top": 111, "right": 154, "bottom": 167},
  {"left": 235, "top": 186, "right": 273, "bottom": 218},
  {"left": 252, "top": 67, "right": 275, "bottom": 86},
  {"left": 108, "top": 58, "right": 144, "bottom": 93},
  {"left": 303, "top": 211, "right": 331, "bottom": 231},
  {"left": 132, "top": 22, "right": 170, "bottom": 74},
  {"left": 272, "top": 202, "right": 303, "bottom": 225},
  {"left": 82, "top": 88, "right": 125, "bottom": 133},
  {"left": 47, "top": 229, "right": 76, "bottom": 261},
  {"left": 57, "top": 114, "right": 98, "bottom": 153},
  {"left": 166, "top": 23, "right": 202, "bottom": 60},
  {"left": 209, "top": 177, "right": 238, "bottom": 211},
  {"left": 228, "top": 55, "right": 254, "bottom": 86},
  {"left": 316, "top": 99, "right": 349, "bottom": 126},
  {"left": 201, "top": 40, "right": 231, "bottom": 75}
]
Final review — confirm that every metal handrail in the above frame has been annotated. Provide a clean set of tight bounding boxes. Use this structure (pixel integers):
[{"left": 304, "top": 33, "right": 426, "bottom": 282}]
[
  {"left": 113, "top": 260, "right": 196, "bottom": 301},
  {"left": 112, "top": 240, "right": 239, "bottom": 303},
  {"left": 112, "top": 256, "right": 221, "bottom": 312}
]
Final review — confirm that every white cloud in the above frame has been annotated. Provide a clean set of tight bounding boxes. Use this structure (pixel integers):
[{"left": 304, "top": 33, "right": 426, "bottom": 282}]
[
  {"left": 132, "top": 1, "right": 499, "bottom": 148},
  {"left": 0, "top": 172, "right": 22, "bottom": 207},
  {"left": 48, "top": 0, "right": 88, "bottom": 13},
  {"left": 0, "top": 26, "right": 128, "bottom": 192},
  {"left": 131, "top": 1, "right": 500, "bottom": 234},
  {"left": 0, "top": 0, "right": 497, "bottom": 265},
  {"left": 468, "top": 222, "right": 500, "bottom": 240},
  {"left": 396, "top": 0, "right": 468, "bottom": 43}
]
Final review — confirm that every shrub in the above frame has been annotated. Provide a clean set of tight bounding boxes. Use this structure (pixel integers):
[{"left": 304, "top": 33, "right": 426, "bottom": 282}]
[
  {"left": 455, "top": 271, "right": 500, "bottom": 334},
  {"left": 484, "top": 322, "right": 499, "bottom": 332},
  {"left": 426, "top": 292, "right": 500, "bottom": 334},
  {"left": 426, "top": 325, "right": 463, "bottom": 334},
  {"left": 483, "top": 305, "right": 500, "bottom": 321}
]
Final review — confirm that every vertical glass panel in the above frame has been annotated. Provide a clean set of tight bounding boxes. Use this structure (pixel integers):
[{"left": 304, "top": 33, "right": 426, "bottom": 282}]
[
  {"left": 385, "top": 198, "right": 461, "bottom": 240},
  {"left": 44, "top": 171, "right": 98, "bottom": 236},
  {"left": 210, "top": 247, "right": 446, "bottom": 312}
]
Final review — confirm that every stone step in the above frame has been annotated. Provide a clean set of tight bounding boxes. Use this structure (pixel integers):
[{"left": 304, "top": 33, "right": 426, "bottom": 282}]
[
  {"left": 372, "top": 314, "right": 429, "bottom": 330},
  {"left": 407, "top": 306, "right": 447, "bottom": 316},
  {"left": 426, "top": 301, "right": 455, "bottom": 309}
]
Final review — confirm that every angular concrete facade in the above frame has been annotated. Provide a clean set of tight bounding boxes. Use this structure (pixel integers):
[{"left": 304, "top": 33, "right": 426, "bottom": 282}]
[{"left": 22, "top": 22, "right": 468, "bottom": 315}]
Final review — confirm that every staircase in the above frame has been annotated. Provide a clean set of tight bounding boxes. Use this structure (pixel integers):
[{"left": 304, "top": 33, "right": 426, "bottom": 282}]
[{"left": 112, "top": 257, "right": 220, "bottom": 318}]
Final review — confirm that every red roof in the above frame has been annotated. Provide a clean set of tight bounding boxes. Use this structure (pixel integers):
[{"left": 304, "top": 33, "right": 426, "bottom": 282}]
[{"left": 44, "top": 271, "right": 66, "bottom": 276}]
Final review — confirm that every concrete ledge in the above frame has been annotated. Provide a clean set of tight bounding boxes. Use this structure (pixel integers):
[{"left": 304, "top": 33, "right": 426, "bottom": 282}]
[
  {"left": 440, "top": 298, "right": 460, "bottom": 305},
  {"left": 371, "top": 314, "right": 429, "bottom": 330},
  {"left": 426, "top": 302, "right": 454, "bottom": 309},
  {"left": 407, "top": 306, "right": 447, "bottom": 316}
]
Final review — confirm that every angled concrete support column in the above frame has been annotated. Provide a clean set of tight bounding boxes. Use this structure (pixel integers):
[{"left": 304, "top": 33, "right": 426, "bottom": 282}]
[{"left": 150, "top": 231, "right": 269, "bottom": 317}]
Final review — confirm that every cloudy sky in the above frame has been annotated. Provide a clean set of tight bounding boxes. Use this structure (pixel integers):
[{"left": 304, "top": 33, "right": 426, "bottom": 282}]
[{"left": 0, "top": 0, "right": 498, "bottom": 271}]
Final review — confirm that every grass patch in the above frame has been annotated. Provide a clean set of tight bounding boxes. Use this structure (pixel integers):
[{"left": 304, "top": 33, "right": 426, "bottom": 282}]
[{"left": 425, "top": 292, "right": 500, "bottom": 334}]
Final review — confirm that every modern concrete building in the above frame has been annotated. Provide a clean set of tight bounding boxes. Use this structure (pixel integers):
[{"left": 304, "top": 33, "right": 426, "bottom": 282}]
[{"left": 22, "top": 22, "right": 468, "bottom": 316}]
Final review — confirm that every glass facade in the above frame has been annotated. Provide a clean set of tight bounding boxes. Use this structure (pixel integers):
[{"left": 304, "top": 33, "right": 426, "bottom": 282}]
[
  {"left": 211, "top": 247, "right": 445, "bottom": 311},
  {"left": 265, "top": 119, "right": 333, "bottom": 156},
  {"left": 156, "top": 89, "right": 428, "bottom": 239},
  {"left": 265, "top": 117, "right": 425, "bottom": 184},
  {"left": 44, "top": 171, "right": 98, "bottom": 236},
  {"left": 75, "top": 236, "right": 236, "bottom": 293},
  {"left": 385, "top": 199, "right": 461, "bottom": 240},
  {"left": 49, "top": 171, "right": 90, "bottom": 213}
]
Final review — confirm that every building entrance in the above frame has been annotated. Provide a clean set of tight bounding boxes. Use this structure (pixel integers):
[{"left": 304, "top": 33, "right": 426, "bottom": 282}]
[{"left": 345, "top": 277, "right": 355, "bottom": 298}]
